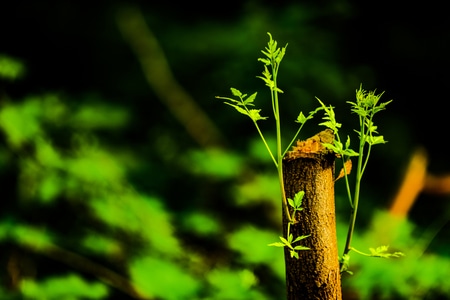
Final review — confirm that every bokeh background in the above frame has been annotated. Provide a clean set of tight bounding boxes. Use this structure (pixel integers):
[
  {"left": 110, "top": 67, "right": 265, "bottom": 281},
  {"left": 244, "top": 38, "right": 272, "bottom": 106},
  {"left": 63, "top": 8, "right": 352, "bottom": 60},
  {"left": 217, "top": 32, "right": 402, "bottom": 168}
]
[{"left": 1, "top": 1, "right": 449, "bottom": 299}]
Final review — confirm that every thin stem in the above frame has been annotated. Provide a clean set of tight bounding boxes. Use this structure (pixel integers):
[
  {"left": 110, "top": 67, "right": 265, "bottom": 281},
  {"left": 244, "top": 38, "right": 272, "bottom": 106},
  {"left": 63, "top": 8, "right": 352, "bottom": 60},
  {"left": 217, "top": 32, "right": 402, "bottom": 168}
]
[
  {"left": 349, "top": 246, "right": 371, "bottom": 257},
  {"left": 342, "top": 127, "right": 365, "bottom": 257},
  {"left": 360, "top": 114, "right": 375, "bottom": 176},
  {"left": 341, "top": 156, "right": 354, "bottom": 208},
  {"left": 361, "top": 144, "right": 372, "bottom": 176},
  {"left": 253, "top": 120, "right": 278, "bottom": 167},
  {"left": 336, "top": 132, "right": 354, "bottom": 208},
  {"left": 282, "top": 122, "right": 305, "bottom": 157},
  {"left": 272, "top": 62, "right": 293, "bottom": 223}
]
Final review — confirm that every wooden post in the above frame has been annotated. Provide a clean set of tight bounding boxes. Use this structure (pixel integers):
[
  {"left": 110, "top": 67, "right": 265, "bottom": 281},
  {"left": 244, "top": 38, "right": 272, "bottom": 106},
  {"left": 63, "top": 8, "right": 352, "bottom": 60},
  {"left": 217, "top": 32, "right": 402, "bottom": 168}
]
[{"left": 282, "top": 129, "right": 342, "bottom": 299}]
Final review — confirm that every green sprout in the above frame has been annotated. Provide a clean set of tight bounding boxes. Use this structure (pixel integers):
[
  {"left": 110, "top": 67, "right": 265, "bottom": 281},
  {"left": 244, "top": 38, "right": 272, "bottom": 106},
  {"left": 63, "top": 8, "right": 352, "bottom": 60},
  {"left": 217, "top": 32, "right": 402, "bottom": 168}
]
[{"left": 216, "top": 33, "right": 315, "bottom": 258}]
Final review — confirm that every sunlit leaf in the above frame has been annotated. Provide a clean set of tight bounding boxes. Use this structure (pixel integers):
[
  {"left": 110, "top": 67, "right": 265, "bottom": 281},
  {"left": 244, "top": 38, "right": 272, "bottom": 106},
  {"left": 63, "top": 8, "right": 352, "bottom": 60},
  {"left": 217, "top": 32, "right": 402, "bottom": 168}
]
[{"left": 231, "top": 87, "right": 242, "bottom": 97}]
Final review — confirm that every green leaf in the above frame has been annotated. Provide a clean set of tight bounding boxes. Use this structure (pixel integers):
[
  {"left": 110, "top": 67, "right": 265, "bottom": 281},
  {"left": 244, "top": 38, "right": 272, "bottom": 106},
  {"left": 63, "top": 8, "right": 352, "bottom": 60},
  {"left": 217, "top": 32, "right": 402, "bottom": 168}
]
[
  {"left": 224, "top": 103, "right": 248, "bottom": 116},
  {"left": 296, "top": 111, "right": 307, "bottom": 124},
  {"left": 279, "top": 236, "right": 290, "bottom": 246},
  {"left": 290, "top": 250, "right": 299, "bottom": 259},
  {"left": 258, "top": 58, "right": 271, "bottom": 65},
  {"left": 323, "top": 141, "right": 343, "bottom": 154},
  {"left": 293, "top": 191, "right": 304, "bottom": 208},
  {"left": 230, "top": 87, "right": 242, "bottom": 97},
  {"left": 268, "top": 242, "right": 286, "bottom": 247},
  {"left": 293, "top": 245, "right": 310, "bottom": 251},
  {"left": 368, "top": 135, "right": 386, "bottom": 145},
  {"left": 243, "top": 92, "right": 257, "bottom": 105},
  {"left": 292, "top": 234, "right": 310, "bottom": 244},
  {"left": 288, "top": 198, "right": 295, "bottom": 208},
  {"left": 248, "top": 109, "right": 268, "bottom": 122},
  {"left": 340, "top": 254, "right": 353, "bottom": 275},
  {"left": 345, "top": 136, "right": 351, "bottom": 149},
  {"left": 215, "top": 96, "right": 240, "bottom": 105},
  {"left": 342, "top": 148, "right": 359, "bottom": 157},
  {"left": 368, "top": 245, "right": 405, "bottom": 258}
]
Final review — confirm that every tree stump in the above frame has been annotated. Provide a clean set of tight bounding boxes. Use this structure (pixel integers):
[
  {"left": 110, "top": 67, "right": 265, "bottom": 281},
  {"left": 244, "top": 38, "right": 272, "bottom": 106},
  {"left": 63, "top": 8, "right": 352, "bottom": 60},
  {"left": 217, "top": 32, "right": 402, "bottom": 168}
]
[{"left": 282, "top": 129, "right": 342, "bottom": 299}]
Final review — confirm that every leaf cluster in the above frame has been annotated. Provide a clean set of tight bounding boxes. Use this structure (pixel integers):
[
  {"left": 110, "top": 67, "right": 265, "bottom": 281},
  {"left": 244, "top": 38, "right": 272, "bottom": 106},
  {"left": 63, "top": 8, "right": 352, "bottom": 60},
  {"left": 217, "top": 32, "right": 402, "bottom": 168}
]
[
  {"left": 268, "top": 233, "right": 310, "bottom": 260},
  {"left": 216, "top": 88, "right": 267, "bottom": 123},
  {"left": 348, "top": 85, "right": 392, "bottom": 146},
  {"left": 268, "top": 191, "right": 309, "bottom": 259}
]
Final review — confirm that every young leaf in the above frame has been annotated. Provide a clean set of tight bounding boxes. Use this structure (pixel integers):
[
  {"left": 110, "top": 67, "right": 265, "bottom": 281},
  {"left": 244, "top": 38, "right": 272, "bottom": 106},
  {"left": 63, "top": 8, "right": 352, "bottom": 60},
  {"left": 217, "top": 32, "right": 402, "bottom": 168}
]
[
  {"left": 293, "top": 245, "right": 310, "bottom": 251},
  {"left": 292, "top": 234, "right": 310, "bottom": 244},
  {"left": 288, "top": 233, "right": 293, "bottom": 243},
  {"left": 293, "top": 191, "right": 304, "bottom": 208},
  {"left": 230, "top": 87, "right": 242, "bottom": 97},
  {"left": 258, "top": 58, "right": 271, "bottom": 65},
  {"left": 279, "top": 236, "right": 291, "bottom": 248},
  {"left": 268, "top": 242, "right": 286, "bottom": 247},
  {"left": 369, "top": 245, "right": 405, "bottom": 258},
  {"left": 223, "top": 103, "right": 249, "bottom": 116},
  {"left": 288, "top": 198, "right": 295, "bottom": 208},
  {"left": 342, "top": 148, "right": 359, "bottom": 157},
  {"left": 243, "top": 92, "right": 258, "bottom": 105},
  {"left": 296, "top": 111, "right": 307, "bottom": 124},
  {"left": 248, "top": 109, "right": 268, "bottom": 121}
]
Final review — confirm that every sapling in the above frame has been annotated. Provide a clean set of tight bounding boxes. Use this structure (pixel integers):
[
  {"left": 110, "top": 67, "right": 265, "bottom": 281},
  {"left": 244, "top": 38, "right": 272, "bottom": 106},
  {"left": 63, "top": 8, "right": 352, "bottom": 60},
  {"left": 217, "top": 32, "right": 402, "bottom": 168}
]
[
  {"left": 316, "top": 87, "right": 404, "bottom": 274},
  {"left": 216, "top": 32, "right": 403, "bottom": 284},
  {"left": 216, "top": 33, "right": 317, "bottom": 259}
]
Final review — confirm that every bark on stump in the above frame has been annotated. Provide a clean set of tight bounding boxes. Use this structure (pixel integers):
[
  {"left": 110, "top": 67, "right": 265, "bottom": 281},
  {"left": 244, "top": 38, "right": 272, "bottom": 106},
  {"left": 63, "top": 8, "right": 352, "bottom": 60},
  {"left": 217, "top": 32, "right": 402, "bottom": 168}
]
[{"left": 283, "top": 129, "right": 342, "bottom": 300}]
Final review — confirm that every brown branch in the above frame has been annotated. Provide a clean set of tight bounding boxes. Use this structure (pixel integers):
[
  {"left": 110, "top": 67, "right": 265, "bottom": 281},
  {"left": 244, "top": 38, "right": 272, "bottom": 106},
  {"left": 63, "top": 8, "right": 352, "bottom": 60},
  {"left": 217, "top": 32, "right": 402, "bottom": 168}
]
[
  {"left": 115, "top": 5, "right": 226, "bottom": 149},
  {"left": 389, "top": 147, "right": 450, "bottom": 217},
  {"left": 389, "top": 147, "right": 428, "bottom": 217}
]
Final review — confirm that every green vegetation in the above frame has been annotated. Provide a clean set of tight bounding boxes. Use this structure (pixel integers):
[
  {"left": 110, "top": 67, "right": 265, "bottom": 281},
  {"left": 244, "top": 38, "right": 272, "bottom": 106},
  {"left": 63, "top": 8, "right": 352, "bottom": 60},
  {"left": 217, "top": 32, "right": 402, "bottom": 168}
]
[
  {"left": 1, "top": 4, "right": 449, "bottom": 299},
  {"left": 217, "top": 34, "right": 403, "bottom": 277}
]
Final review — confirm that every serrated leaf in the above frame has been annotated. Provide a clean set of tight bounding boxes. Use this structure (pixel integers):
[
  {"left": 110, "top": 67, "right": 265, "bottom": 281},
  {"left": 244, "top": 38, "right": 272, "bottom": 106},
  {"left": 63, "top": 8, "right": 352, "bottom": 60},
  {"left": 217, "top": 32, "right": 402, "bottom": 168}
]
[
  {"left": 368, "top": 245, "right": 405, "bottom": 258},
  {"left": 293, "top": 191, "right": 304, "bottom": 207},
  {"left": 248, "top": 109, "right": 267, "bottom": 121}
]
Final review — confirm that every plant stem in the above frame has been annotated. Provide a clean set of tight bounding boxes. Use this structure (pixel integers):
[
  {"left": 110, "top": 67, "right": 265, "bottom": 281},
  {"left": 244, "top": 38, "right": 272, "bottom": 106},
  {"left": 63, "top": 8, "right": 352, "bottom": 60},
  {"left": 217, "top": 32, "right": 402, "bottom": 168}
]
[
  {"left": 271, "top": 63, "right": 293, "bottom": 223},
  {"left": 342, "top": 125, "right": 365, "bottom": 256},
  {"left": 253, "top": 120, "right": 278, "bottom": 167},
  {"left": 282, "top": 123, "right": 305, "bottom": 157}
]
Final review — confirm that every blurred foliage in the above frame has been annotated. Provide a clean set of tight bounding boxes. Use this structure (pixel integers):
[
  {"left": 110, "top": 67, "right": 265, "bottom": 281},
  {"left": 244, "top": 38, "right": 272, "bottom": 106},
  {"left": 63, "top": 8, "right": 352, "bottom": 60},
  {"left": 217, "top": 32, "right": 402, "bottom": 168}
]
[
  {"left": 0, "top": 55, "right": 24, "bottom": 80},
  {"left": 0, "top": 2, "right": 449, "bottom": 299}
]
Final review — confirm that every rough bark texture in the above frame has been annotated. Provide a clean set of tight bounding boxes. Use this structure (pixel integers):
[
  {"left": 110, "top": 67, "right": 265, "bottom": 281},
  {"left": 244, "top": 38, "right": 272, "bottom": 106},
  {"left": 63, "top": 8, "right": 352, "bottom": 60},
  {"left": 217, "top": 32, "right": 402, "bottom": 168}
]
[{"left": 283, "top": 129, "right": 342, "bottom": 300}]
